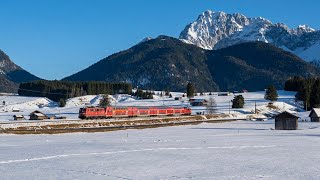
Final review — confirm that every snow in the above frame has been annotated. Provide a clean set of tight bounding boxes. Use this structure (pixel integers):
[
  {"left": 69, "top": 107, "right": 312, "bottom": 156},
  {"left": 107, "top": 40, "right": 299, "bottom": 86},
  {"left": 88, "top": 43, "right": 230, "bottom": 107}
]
[
  {"left": 0, "top": 90, "right": 318, "bottom": 179},
  {"left": 1, "top": 120, "right": 320, "bottom": 179},
  {"left": 296, "top": 40, "right": 320, "bottom": 62},
  {"left": 179, "top": 10, "right": 320, "bottom": 63},
  {"left": 0, "top": 90, "right": 301, "bottom": 121}
]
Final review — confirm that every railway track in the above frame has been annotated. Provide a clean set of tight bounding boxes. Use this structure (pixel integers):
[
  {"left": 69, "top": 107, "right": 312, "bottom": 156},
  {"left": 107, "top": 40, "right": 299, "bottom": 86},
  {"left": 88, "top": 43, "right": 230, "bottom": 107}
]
[{"left": 0, "top": 115, "right": 245, "bottom": 134}]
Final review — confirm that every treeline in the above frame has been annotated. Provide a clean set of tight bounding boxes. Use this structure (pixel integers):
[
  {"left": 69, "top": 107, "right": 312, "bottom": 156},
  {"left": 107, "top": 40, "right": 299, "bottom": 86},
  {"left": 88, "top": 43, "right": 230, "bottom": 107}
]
[
  {"left": 132, "top": 89, "right": 154, "bottom": 99},
  {"left": 284, "top": 76, "right": 320, "bottom": 109},
  {"left": 18, "top": 80, "right": 132, "bottom": 102}
]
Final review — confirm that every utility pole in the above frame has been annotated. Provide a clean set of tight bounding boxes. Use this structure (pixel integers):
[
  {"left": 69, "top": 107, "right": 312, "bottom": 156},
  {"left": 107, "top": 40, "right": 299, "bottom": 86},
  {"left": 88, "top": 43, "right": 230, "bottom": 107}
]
[
  {"left": 162, "top": 90, "right": 165, "bottom": 106},
  {"left": 255, "top": 101, "right": 257, "bottom": 114}
]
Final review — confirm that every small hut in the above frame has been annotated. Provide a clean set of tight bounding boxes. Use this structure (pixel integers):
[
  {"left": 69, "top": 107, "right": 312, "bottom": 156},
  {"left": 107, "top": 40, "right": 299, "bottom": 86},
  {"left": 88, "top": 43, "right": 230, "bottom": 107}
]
[
  {"left": 275, "top": 111, "right": 299, "bottom": 130},
  {"left": 13, "top": 115, "right": 24, "bottom": 120},
  {"left": 29, "top": 110, "right": 47, "bottom": 120},
  {"left": 309, "top": 108, "right": 320, "bottom": 122}
]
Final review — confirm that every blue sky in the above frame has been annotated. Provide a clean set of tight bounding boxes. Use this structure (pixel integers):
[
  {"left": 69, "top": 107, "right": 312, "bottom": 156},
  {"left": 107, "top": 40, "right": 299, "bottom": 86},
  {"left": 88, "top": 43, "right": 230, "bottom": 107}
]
[{"left": 0, "top": 0, "right": 319, "bottom": 80}]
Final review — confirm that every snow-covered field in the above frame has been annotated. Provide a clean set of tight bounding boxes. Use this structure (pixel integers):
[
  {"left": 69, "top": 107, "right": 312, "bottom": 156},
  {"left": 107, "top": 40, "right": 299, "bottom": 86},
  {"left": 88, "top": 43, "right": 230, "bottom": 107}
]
[
  {"left": 1, "top": 120, "right": 320, "bottom": 179},
  {"left": 0, "top": 91, "right": 319, "bottom": 179},
  {"left": 0, "top": 90, "right": 302, "bottom": 121}
]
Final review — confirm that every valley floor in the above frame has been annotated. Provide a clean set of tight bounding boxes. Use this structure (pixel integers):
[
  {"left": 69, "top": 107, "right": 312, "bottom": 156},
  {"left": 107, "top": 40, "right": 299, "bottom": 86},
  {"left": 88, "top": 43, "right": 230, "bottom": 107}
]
[{"left": 1, "top": 120, "right": 320, "bottom": 179}]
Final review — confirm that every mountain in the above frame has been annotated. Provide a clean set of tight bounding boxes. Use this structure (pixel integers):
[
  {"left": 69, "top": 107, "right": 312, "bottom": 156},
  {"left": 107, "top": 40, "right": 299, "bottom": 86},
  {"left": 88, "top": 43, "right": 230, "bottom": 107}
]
[
  {"left": 179, "top": 10, "right": 320, "bottom": 63},
  {"left": 63, "top": 36, "right": 320, "bottom": 91},
  {"left": 63, "top": 36, "right": 218, "bottom": 91},
  {"left": 0, "top": 50, "right": 40, "bottom": 92},
  {"left": 208, "top": 42, "right": 319, "bottom": 90}
]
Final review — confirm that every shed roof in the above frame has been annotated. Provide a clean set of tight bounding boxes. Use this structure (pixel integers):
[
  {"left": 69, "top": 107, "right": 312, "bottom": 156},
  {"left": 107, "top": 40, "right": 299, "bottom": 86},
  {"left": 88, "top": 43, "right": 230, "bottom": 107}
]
[
  {"left": 309, "top": 108, "right": 320, "bottom": 117},
  {"left": 13, "top": 115, "right": 24, "bottom": 118},
  {"left": 275, "top": 111, "right": 299, "bottom": 119}
]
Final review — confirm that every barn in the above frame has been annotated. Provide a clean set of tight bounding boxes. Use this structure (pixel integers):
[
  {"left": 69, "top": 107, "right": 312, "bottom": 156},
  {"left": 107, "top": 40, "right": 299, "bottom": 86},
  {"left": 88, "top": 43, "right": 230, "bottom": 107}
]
[
  {"left": 275, "top": 111, "right": 299, "bottom": 130},
  {"left": 309, "top": 108, "right": 320, "bottom": 122},
  {"left": 29, "top": 111, "right": 48, "bottom": 120}
]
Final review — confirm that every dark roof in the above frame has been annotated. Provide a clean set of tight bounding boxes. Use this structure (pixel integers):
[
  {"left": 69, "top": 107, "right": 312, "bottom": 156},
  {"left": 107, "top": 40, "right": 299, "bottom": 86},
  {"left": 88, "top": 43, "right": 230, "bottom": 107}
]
[
  {"left": 30, "top": 110, "right": 46, "bottom": 116},
  {"left": 192, "top": 99, "right": 207, "bottom": 103},
  {"left": 275, "top": 111, "right": 299, "bottom": 119}
]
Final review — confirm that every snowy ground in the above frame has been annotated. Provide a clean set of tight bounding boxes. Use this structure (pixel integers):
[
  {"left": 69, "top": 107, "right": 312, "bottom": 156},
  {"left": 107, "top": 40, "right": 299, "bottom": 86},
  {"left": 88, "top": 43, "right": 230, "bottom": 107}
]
[
  {"left": 0, "top": 90, "right": 303, "bottom": 121},
  {"left": 1, "top": 120, "right": 320, "bottom": 179}
]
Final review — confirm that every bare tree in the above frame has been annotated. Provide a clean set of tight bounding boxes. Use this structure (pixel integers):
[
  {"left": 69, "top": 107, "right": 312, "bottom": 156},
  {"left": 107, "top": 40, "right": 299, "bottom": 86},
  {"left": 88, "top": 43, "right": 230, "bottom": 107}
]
[{"left": 206, "top": 97, "right": 217, "bottom": 114}]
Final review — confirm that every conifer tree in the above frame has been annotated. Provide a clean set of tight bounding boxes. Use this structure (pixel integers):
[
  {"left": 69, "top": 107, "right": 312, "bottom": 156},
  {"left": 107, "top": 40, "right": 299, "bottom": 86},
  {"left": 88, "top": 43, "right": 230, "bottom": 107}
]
[
  {"left": 187, "top": 82, "right": 195, "bottom": 98},
  {"left": 99, "top": 94, "right": 110, "bottom": 107},
  {"left": 310, "top": 79, "right": 320, "bottom": 108},
  {"left": 232, "top": 95, "right": 245, "bottom": 108},
  {"left": 59, "top": 98, "right": 66, "bottom": 107},
  {"left": 265, "top": 85, "right": 278, "bottom": 101}
]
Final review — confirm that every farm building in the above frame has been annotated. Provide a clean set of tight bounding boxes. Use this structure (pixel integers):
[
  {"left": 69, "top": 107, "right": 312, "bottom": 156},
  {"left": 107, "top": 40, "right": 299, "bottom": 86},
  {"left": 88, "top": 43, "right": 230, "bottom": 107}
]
[
  {"left": 218, "top": 92, "right": 232, "bottom": 96},
  {"left": 275, "top": 111, "right": 299, "bottom": 130},
  {"left": 190, "top": 99, "right": 208, "bottom": 106},
  {"left": 29, "top": 111, "right": 48, "bottom": 120},
  {"left": 309, "top": 108, "right": 320, "bottom": 122},
  {"left": 13, "top": 115, "right": 24, "bottom": 120}
]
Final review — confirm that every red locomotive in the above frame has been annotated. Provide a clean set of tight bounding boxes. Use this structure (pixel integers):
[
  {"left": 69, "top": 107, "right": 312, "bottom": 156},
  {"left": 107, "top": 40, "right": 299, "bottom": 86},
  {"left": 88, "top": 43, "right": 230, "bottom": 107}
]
[{"left": 78, "top": 106, "right": 192, "bottom": 119}]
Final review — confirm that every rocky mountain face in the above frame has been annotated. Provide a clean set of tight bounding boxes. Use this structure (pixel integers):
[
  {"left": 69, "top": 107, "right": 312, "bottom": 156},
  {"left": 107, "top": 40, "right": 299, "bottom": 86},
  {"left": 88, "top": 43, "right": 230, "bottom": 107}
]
[
  {"left": 0, "top": 50, "right": 40, "bottom": 92},
  {"left": 63, "top": 36, "right": 320, "bottom": 92},
  {"left": 179, "top": 10, "right": 320, "bottom": 62}
]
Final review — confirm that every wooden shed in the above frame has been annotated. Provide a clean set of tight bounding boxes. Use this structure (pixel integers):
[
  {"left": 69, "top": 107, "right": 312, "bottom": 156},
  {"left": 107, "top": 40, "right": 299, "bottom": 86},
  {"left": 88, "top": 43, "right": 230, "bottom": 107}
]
[
  {"left": 275, "top": 111, "right": 299, "bottom": 130},
  {"left": 13, "top": 115, "right": 24, "bottom": 120},
  {"left": 309, "top": 108, "right": 320, "bottom": 122},
  {"left": 29, "top": 110, "right": 47, "bottom": 120}
]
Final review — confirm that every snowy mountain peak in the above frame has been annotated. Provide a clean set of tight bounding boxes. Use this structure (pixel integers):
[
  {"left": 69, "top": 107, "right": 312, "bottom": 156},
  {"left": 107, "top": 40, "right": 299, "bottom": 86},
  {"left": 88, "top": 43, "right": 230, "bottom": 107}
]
[
  {"left": 139, "top": 37, "right": 153, "bottom": 44},
  {"left": 179, "top": 11, "right": 273, "bottom": 50},
  {"left": 179, "top": 10, "right": 320, "bottom": 62},
  {"left": 293, "top": 25, "right": 315, "bottom": 35}
]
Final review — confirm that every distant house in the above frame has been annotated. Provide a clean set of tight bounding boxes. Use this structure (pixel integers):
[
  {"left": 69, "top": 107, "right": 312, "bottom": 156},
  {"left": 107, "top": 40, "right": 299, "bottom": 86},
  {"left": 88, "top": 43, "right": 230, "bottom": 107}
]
[
  {"left": 275, "top": 111, "right": 299, "bottom": 130},
  {"left": 13, "top": 115, "right": 24, "bottom": 120},
  {"left": 12, "top": 108, "right": 20, "bottom": 112},
  {"left": 242, "top": 89, "right": 249, "bottom": 93},
  {"left": 29, "top": 110, "right": 48, "bottom": 120},
  {"left": 218, "top": 92, "right": 232, "bottom": 96},
  {"left": 309, "top": 108, "right": 320, "bottom": 122},
  {"left": 191, "top": 99, "right": 208, "bottom": 106}
]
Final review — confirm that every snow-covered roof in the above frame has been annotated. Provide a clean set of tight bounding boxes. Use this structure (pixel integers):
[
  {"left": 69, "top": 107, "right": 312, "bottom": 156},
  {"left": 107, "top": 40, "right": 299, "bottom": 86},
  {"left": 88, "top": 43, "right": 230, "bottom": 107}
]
[
  {"left": 309, "top": 108, "right": 320, "bottom": 117},
  {"left": 32, "top": 113, "right": 46, "bottom": 117}
]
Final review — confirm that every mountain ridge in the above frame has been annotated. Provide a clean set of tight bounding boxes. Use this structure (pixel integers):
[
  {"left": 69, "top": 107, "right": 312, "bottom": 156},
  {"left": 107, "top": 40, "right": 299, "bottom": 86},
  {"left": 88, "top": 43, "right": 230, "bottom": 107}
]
[
  {"left": 0, "top": 49, "right": 41, "bottom": 92},
  {"left": 179, "top": 10, "right": 320, "bottom": 63},
  {"left": 63, "top": 36, "right": 320, "bottom": 91}
]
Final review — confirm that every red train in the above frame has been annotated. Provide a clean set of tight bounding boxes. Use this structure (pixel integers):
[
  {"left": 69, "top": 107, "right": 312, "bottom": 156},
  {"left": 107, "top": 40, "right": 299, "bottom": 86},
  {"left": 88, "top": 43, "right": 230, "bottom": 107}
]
[{"left": 79, "top": 106, "right": 192, "bottom": 119}]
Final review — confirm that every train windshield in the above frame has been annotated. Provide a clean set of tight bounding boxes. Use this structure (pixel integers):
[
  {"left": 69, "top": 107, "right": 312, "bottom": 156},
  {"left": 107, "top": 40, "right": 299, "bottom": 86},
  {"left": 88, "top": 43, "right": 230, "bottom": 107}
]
[{"left": 79, "top": 108, "right": 86, "bottom": 113}]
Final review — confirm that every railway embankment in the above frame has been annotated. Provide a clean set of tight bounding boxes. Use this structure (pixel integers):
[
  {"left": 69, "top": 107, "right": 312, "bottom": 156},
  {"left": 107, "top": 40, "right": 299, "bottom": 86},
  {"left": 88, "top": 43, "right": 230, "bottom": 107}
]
[{"left": 0, "top": 114, "right": 243, "bottom": 134}]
